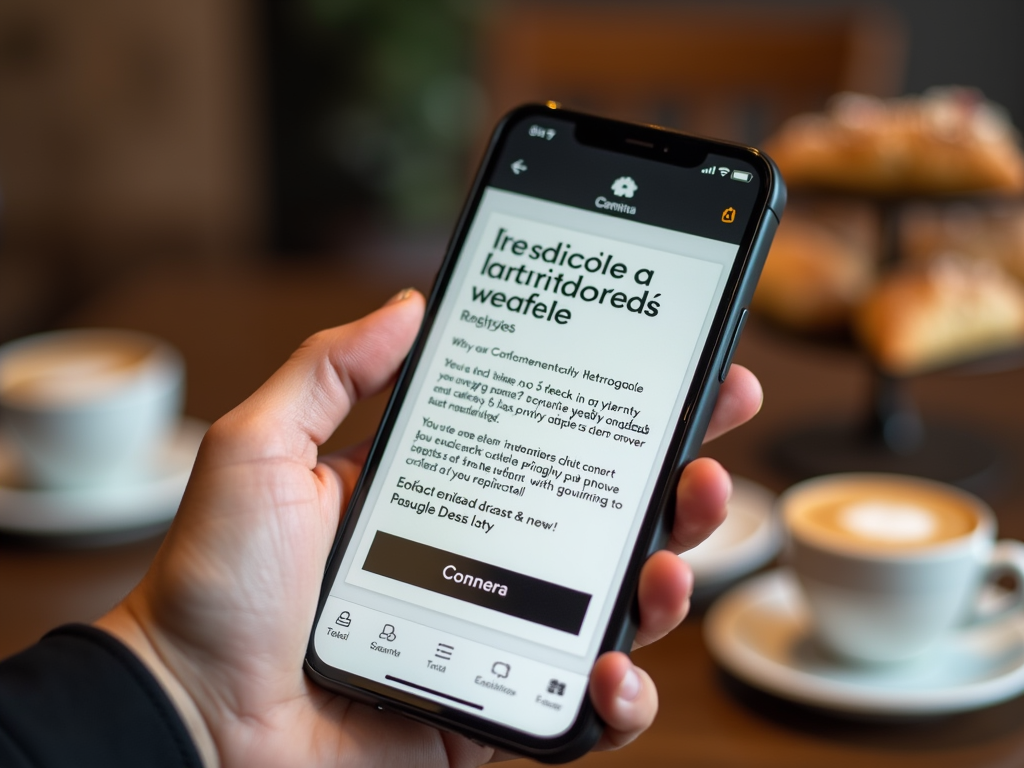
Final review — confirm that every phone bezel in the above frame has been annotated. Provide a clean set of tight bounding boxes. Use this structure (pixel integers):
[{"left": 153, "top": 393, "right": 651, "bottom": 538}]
[{"left": 305, "top": 103, "right": 784, "bottom": 761}]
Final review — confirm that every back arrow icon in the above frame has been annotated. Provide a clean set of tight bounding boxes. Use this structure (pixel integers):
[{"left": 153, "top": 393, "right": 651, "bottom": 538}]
[{"left": 511, "top": 159, "right": 527, "bottom": 175}]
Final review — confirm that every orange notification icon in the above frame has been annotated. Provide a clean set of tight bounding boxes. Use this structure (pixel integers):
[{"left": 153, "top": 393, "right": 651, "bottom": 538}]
[{"left": 721, "top": 207, "right": 736, "bottom": 223}]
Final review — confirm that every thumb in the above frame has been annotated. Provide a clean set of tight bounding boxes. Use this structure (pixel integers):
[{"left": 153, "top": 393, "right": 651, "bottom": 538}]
[{"left": 209, "top": 289, "right": 425, "bottom": 465}]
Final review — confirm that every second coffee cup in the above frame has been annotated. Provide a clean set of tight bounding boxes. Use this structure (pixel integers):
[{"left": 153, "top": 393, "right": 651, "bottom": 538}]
[
  {"left": 781, "top": 473, "right": 1024, "bottom": 665},
  {"left": 0, "top": 329, "right": 184, "bottom": 490}
]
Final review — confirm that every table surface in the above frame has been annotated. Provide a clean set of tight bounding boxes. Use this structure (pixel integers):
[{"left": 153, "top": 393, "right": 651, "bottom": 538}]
[{"left": 4, "top": 261, "right": 1024, "bottom": 767}]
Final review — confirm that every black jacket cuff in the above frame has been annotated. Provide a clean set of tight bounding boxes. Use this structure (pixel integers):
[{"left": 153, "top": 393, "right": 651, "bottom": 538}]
[{"left": 0, "top": 624, "right": 204, "bottom": 767}]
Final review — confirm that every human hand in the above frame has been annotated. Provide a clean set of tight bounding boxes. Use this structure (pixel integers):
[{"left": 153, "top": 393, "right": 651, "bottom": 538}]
[{"left": 96, "top": 289, "right": 762, "bottom": 767}]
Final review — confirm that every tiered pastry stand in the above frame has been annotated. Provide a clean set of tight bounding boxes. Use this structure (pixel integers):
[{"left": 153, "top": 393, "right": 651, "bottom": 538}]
[{"left": 769, "top": 188, "right": 1022, "bottom": 495}]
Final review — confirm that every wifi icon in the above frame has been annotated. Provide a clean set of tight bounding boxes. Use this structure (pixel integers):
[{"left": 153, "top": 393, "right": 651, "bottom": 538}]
[
  {"left": 718, "top": 167, "right": 730, "bottom": 177},
  {"left": 701, "top": 166, "right": 717, "bottom": 175}
]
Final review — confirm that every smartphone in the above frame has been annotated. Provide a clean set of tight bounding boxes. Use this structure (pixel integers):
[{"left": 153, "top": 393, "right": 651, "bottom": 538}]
[{"left": 305, "top": 104, "right": 785, "bottom": 761}]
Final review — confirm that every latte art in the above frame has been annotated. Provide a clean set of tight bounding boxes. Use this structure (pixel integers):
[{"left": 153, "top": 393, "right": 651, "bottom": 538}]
[
  {"left": 0, "top": 338, "right": 151, "bottom": 407},
  {"left": 786, "top": 477, "right": 979, "bottom": 552},
  {"left": 839, "top": 502, "right": 939, "bottom": 543}
]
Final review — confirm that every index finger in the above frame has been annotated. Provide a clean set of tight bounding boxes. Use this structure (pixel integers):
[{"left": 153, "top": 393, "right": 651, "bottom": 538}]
[{"left": 703, "top": 364, "right": 762, "bottom": 443}]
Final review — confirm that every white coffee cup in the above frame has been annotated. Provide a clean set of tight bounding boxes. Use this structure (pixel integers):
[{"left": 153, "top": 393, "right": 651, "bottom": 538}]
[
  {"left": 0, "top": 329, "right": 184, "bottom": 489},
  {"left": 781, "top": 473, "right": 1024, "bottom": 665}
]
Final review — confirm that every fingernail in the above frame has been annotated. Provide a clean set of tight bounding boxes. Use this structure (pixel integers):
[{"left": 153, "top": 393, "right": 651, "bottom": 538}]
[
  {"left": 385, "top": 288, "right": 415, "bottom": 306},
  {"left": 617, "top": 667, "right": 641, "bottom": 702}
]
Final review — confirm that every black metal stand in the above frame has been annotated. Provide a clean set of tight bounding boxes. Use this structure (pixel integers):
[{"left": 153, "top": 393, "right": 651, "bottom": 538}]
[
  {"left": 768, "top": 198, "right": 1008, "bottom": 497},
  {"left": 770, "top": 411, "right": 1003, "bottom": 497}
]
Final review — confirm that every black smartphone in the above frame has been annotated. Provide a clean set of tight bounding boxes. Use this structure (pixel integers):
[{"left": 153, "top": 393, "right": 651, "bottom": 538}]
[{"left": 305, "top": 104, "right": 785, "bottom": 761}]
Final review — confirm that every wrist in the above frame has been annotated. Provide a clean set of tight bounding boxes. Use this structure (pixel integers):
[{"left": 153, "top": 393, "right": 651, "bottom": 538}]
[{"left": 95, "top": 604, "right": 221, "bottom": 768}]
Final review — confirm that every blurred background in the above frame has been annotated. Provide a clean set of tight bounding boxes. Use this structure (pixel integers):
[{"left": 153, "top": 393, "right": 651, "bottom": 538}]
[
  {"left": 1, "top": 0, "right": 1022, "bottom": 423},
  {"left": 11, "top": 8, "right": 1024, "bottom": 755}
]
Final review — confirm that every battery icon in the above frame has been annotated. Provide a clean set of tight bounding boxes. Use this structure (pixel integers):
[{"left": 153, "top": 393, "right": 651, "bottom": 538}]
[{"left": 731, "top": 170, "right": 753, "bottom": 183}]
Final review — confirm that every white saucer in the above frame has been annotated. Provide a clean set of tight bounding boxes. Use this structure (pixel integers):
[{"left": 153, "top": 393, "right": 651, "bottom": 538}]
[
  {"left": 704, "top": 569, "right": 1024, "bottom": 716},
  {"left": 0, "top": 417, "right": 207, "bottom": 540},
  {"left": 681, "top": 477, "right": 780, "bottom": 590}
]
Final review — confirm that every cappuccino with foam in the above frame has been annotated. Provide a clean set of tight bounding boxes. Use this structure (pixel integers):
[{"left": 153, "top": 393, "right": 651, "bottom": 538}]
[
  {"left": 0, "top": 336, "right": 153, "bottom": 407},
  {"left": 781, "top": 473, "right": 1024, "bottom": 664},
  {"left": 0, "top": 329, "right": 183, "bottom": 489},
  {"left": 786, "top": 477, "right": 979, "bottom": 553}
]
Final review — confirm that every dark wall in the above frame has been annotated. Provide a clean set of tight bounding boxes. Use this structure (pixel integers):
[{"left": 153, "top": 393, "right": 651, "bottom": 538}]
[
  {"left": 761, "top": 0, "right": 1024, "bottom": 127},
  {"left": 896, "top": 0, "right": 1024, "bottom": 128}
]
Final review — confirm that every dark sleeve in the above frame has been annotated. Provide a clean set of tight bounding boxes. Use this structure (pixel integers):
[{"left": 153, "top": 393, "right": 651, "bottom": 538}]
[{"left": 0, "top": 624, "right": 204, "bottom": 768}]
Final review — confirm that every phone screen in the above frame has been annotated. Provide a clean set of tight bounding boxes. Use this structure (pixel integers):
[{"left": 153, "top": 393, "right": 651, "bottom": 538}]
[{"left": 311, "top": 109, "right": 772, "bottom": 740}]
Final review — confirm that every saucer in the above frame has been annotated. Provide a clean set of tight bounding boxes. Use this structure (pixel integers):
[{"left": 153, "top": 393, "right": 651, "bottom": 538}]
[
  {"left": 0, "top": 417, "right": 207, "bottom": 541},
  {"left": 682, "top": 477, "right": 780, "bottom": 590},
  {"left": 704, "top": 569, "right": 1024, "bottom": 716}
]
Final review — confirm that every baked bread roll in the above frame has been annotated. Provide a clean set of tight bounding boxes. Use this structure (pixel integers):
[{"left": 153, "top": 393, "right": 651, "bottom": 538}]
[
  {"left": 854, "top": 257, "right": 1024, "bottom": 374},
  {"left": 766, "top": 88, "right": 1024, "bottom": 196},
  {"left": 902, "top": 203, "right": 1024, "bottom": 282},
  {"left": 753, "top": 205, "right": 878, "bottom": 332}
]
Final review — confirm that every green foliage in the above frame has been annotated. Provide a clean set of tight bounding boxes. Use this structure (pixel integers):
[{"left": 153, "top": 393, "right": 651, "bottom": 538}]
[{"left": 295, "top": 0, "right": 492, "bottom": 224}]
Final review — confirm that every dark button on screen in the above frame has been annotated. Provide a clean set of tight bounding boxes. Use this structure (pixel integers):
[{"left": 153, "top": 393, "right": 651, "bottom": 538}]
[{"left": 362, "top": 531, "right": 592, "bottom": 634}]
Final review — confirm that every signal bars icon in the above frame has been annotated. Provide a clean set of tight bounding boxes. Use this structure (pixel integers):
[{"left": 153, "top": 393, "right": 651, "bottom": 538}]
[{"left": 700, "top": 166, "right": 731, "bottom": 177}]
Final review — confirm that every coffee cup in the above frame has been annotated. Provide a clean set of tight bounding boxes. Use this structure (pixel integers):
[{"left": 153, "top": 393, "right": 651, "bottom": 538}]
[
  {"left": 0, "top": 329, "right": 184, "bottom": 489},
  {"left": 780, "top": 473, "right": 1024, "bottom": 665}
]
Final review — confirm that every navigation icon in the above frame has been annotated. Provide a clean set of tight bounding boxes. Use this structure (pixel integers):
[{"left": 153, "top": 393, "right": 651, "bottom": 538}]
[
  {"left": 547, "top": 679, "right": 566, "bottom": 696},
  {"left": 335, "top": 611, "right": 352, "bottom": 628},
  {"left": 511, "top": 159, "right": 528, "bottom": 175},
  {"left": 491, "top": 661, "right": 511, "bottom": 678},
  {"left": 379, "top": 624, "right": 397, "bottom": 642},
  {"left": 435, "top": 643, "right": 454, "bottom": 661}
]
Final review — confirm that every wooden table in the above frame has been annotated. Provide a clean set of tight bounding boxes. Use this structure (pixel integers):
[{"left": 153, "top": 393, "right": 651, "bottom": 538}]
[{"left": 4, "top": 261, "right": 1024, "bottom": 767}]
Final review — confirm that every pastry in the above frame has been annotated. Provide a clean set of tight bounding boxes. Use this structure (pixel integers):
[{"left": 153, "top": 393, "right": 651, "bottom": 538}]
[
  {"left": 766, "top": 88, "right": 1024, "bottom": 196},
  {"left": 753, "top": 204, "right": 878, "bottom": 332},
  {"left": 854, "top": 257, "right": 1024, "bottom": 374},
  {"left": 902, "top": 203, "right": 1024, "bottom": 282}
]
